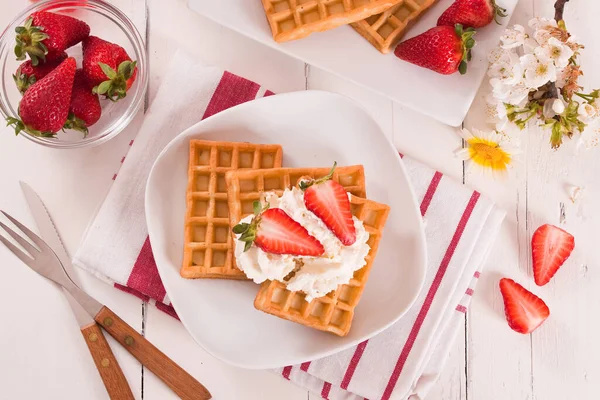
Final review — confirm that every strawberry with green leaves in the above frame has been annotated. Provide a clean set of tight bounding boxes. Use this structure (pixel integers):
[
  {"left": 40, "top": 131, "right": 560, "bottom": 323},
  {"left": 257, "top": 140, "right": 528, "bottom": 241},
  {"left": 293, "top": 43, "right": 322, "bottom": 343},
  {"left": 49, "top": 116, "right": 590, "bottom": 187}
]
[
  {"left": 438, "top": 0, "right": 507, "bottom": 29},
  {"left": 82, "top": 36, "right": 137, "bottom": 101},
  {"left": 234, "top": 202, "right": 325, "bottom": 256},
  {"left": 394, "top": 24, "right": 476, "bottom": 75},
  {"left": 64, "top": 70, "right": 102, "bottom": 137},
  {"left": 13, "top": 52, "right": 67, "bottom": 94},
  {"left": 14, "top": 11, "right": 90, "bottom": 65},
  {"left": 6, "top": 57, "right": 76, "bottom": 137},
  {"left": 300, "top": 162, "right": 357, "bottom": 246}
]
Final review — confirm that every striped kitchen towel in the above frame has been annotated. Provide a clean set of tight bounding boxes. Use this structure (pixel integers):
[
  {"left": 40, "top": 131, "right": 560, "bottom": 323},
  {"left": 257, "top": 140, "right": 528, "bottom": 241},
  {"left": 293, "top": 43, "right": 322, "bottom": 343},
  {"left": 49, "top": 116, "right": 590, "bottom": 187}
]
[{"left": 73, "top": 50, "right": 505, "bottom": 400}]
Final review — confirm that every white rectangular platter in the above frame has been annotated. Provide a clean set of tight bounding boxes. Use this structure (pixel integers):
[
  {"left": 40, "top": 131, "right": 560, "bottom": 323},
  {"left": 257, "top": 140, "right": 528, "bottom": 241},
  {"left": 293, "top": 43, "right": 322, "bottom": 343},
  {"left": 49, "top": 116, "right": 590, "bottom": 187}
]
[{"left": 187, "top": 0, "right": 520, "bottom": 126}]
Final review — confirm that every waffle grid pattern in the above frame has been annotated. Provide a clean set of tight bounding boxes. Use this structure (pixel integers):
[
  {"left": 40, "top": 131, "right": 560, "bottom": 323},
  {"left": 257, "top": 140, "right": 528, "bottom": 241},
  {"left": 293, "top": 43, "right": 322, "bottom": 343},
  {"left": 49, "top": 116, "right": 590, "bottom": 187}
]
[
  {"left": 254, "top": 196, "right": 389, "bottom": 336},
  {"left": 261, "top": 0, "right": 401, "bottom": 42},
  {"left": 181, "top": 140, "right": 283, "bottom": 279},
  {"left": 351, "top": 0, "right": 438, "bottom": 53}
]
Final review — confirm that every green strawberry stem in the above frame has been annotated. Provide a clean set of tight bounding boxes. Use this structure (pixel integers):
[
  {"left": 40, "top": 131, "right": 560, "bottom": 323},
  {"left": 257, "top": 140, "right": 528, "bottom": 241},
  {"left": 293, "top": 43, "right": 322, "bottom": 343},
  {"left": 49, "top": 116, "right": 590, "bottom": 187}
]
[
  {"left": 232, "top": 201, "right": 270, "bottom": 252},
  {"left": 63, "top": 113, "right": 89, "bottom": 138},
  {"left": 6, "top": 116, "right": 55, "bottom": 138},
  {"left": 455, "top": 24, "right": 476, "bottom": 75},
  {"left": 93, "top": 60, "right": 136, "bottom": 102},
  {"left": 491, "top": 0, "right": 508, "bottom": 24},
  {"left": 14, "top": 18, "right": 49, "bottom": 66},
  {"left": 12, "top": 67, "right": 36, "bottom": 94},
  {"left": 299, "top": 161, "right": 337, "bottom": 190}
]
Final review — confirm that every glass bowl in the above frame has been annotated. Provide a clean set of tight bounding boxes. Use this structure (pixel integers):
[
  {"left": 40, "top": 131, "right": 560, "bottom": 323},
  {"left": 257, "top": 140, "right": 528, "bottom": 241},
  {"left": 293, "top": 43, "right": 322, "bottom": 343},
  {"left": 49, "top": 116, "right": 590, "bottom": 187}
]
[{"left": 0, "top": 0, "right": 148, "bottom": 149}]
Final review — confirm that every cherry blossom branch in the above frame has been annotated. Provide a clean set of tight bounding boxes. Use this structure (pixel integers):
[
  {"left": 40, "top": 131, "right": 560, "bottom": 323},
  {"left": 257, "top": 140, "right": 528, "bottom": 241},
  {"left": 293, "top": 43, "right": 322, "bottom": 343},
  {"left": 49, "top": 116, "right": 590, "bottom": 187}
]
[{"left": 554, "top": 0, "right": 570, "bottom": 21}]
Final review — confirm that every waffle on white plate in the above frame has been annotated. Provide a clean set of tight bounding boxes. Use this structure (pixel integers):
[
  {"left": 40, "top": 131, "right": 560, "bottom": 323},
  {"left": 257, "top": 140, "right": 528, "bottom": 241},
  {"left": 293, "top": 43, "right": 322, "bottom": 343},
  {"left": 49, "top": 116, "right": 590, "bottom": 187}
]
[
  {"left": 181, "top": 140, "right": 283, "bottom": 279},
  {"left": 260, "top": 0, "right": 401, "bottom": 42},
  {"left": 226, "top": 166, "right": 390, "bottom": 336}
]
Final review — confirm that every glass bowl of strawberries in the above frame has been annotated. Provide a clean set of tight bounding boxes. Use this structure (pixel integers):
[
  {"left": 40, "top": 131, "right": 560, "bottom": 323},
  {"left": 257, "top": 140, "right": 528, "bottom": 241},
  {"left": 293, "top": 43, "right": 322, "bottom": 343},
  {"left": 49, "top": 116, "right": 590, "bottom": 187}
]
[{"left": 0, "top": 0, "right": 148, "bottom": 149}]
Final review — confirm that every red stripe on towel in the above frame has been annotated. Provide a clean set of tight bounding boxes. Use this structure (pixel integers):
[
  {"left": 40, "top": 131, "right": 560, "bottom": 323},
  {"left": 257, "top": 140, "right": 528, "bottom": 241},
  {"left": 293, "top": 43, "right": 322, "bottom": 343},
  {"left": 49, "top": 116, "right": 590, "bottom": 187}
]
[
  {"left": 420, "top": 172, "right": 443, "bottom": 216},
  {"left": 202, "top": 71, "right": 260, "bottom": 119},
  {"left": 127, "top": 237, "right": 167, "bottom": 302},
  {"left": 456, "top": 305, "right": 467, "bottom": 313},
  {"left": 381, "top": 192, "right": 481, "bottom": 400},
  {"left": 300, "top": 362, "right": 311, "bottom": 372},
  {"left": 282, "top": 366, "right": 292, "bottom": 380},
  {"left": 321, "top": 382, "right": 332, "bottom": 399},
  {"left": 340, "top": 340, "right": 369, "bottom": 390}
]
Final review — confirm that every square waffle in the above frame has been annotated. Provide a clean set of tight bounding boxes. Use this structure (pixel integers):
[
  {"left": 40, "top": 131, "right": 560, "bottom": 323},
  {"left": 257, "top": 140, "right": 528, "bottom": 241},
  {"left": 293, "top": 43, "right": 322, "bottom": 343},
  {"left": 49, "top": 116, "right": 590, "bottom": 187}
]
[
  {"left": 225, "top": 166, "right": 389, "bottom": 336},
  {"left": 254, "top": 196, "right": 389, "bottom": 336},
  {"left": 261, "top": 0, "right": 402, "bottom": 43},
  {"left": 181, "top": 140, "right": 283, "bottom": 279},
  {"left": 351, "top": 0, "right": 439, "bottom": 53}
]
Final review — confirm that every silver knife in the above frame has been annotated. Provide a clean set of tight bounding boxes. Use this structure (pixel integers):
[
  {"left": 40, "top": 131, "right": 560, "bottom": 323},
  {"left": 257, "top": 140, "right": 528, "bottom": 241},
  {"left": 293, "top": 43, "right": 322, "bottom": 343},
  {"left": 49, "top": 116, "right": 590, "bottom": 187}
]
[
  {"left": 19, "top": 182, "right": 211, "bottom": 400},
  {"left": 20, "top": 182, "right": 136, "bottom": 399}
]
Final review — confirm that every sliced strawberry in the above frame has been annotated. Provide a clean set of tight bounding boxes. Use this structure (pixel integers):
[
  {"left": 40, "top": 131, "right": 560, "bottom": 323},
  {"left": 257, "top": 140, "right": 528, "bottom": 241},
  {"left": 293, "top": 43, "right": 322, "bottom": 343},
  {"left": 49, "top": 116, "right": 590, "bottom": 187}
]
[
  {"left": 233, "top": 202, "right": 324, "bottom": 256},
  {"left": 300, "top": 162, "right": 356, "bottom": 246},
  {"left": 499, "top": 278, "right": 550, "bottom": 334},
  {"left": 532, "top": 224, "right": 575, "bottom": 286}
]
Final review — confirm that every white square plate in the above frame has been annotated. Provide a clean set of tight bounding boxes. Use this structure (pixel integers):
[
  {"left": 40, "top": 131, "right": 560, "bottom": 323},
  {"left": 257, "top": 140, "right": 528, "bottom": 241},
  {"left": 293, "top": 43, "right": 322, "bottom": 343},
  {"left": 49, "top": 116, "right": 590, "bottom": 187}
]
[
  {"left": 187, "top": 0, "right": 519, "bottom": 126},
  {"left": 145, "top": 91, "right": 427, "bottom": 368}
]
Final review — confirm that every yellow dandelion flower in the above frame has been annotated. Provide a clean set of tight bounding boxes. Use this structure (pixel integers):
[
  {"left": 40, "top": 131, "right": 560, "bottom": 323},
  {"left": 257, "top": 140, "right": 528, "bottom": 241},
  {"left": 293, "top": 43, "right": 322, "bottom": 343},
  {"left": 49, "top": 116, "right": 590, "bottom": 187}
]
[{"left": 456, "top": 128, "right": 520, "bottom": 178}]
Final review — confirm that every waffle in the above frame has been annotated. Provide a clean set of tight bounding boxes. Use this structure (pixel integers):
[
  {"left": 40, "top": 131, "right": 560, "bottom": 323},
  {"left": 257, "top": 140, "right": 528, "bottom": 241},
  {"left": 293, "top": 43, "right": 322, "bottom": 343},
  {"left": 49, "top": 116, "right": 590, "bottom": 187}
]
[
  {"left": 261, "top": 0, "right": 402, "bottom": 43},
  {"left": 181, "top": 140, "right": 283, "bottom": 279},
  {"left": 254, "top": 195, "right": 389, "bottom": 336},
  {"left": 351, "top": 0, "right": 438, "bottom": 53},
  {"left": 225, "top": 165, "right": 388, "bottom": 336}
]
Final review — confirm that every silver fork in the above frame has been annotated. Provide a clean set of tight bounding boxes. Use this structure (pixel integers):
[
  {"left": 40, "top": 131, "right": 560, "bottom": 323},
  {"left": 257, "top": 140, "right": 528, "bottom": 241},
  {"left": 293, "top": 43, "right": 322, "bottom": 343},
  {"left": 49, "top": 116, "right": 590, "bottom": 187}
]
[{"left": 0, "top": 211, "right": 211, "bottom": 400}]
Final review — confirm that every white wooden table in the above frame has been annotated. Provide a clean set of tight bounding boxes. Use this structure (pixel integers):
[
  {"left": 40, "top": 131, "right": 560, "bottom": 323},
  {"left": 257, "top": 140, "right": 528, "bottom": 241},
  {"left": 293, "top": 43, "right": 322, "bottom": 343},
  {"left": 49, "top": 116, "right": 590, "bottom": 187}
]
[{"left": 1, "top": 0, "right": 598, "bottom": 399}]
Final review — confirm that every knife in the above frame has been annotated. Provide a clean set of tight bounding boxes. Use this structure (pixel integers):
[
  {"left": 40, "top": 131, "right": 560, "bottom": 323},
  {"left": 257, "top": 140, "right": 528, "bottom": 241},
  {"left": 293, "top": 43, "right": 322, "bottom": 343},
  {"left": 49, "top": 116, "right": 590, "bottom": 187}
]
[{"left": 20, "top": 182, "right": 211, "bottom": 400}]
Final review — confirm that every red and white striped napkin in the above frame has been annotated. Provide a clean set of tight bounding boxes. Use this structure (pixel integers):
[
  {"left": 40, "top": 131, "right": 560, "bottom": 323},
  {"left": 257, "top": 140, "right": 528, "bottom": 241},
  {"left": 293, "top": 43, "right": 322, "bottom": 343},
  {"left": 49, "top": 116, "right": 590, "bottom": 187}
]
[{"left": 73, "top": 51, "right": 505, "bottom": 400}]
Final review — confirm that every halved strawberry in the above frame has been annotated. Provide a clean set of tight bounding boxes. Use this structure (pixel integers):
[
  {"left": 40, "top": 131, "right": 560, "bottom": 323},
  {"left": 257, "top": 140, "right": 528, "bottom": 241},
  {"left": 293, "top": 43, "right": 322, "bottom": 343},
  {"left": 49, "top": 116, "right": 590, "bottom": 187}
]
[
  {"left": 233, "top": 202, "right": 324, "bottom": 256},
  {"left": 300, "top": 162, "right": 356, "bottom": 246},
  {"left": 532, "top": 224, "right": 575, "bottom": 286},
  {"left": 499, "top": 278, "right": 550, "bottom": 334}
]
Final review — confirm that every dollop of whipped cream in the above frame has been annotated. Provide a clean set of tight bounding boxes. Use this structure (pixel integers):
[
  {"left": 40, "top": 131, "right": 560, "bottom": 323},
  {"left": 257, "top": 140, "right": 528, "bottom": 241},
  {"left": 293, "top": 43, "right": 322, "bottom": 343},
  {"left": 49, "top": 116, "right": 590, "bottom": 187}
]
[{"left": 234, "top": 187, "right": 370, "bottom": 301}]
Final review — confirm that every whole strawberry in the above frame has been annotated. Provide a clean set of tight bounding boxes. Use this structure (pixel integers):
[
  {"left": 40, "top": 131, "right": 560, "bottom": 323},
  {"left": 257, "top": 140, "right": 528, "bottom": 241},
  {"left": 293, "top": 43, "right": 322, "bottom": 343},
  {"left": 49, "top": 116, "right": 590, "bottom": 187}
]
[
  {"left": 13, "top": 52, "right": 67, "bottom": 94},
  {"left": 82, "top": 36, "right": 137, "bottom": 101},
  {"left": 63, "top": 70, "right": 102, "bottom": 137},
  {"left": 6, "top": 57, "right": 76, "bottom": 137},
  {"left": 394, "top": 24, "right": 476, "bottom": 75},
  {"left": 438, "top": 0, "right": 507, "bottom": 29},
  {"left": 14, "top": 12, "right": 90, "bottom": 65}
]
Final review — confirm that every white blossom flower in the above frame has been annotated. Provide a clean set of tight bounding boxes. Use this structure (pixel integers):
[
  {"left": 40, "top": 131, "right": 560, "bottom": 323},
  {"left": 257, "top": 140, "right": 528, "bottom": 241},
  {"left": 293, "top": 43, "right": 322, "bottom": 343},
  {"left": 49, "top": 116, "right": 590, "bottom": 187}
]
[
  {"left": 535, "top": 37, "right": 574, "bottom": 68},
  {"left": 491, "top": 78, "right": 530, "bottom": 104},
  {"left": 578, "top": 102, "right": 598, "bottom": 122},
  {"left": 521, "top": 54, "right": 557, "bottom": 88},
  {"left": 488, "top": 52, "right": 523, "bottom": 85},
  {"left": 529, "top": 17, "right": 558, "bottom": 31},
  {"left": 500, "top": 25, "right": 527, "bottom": 49}
]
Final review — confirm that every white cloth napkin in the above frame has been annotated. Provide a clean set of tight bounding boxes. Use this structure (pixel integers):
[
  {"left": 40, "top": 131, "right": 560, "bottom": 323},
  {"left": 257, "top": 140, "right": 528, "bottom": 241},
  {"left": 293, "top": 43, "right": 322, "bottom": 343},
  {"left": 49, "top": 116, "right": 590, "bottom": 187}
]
[{"left": 74, "top": 51, "right": 505, "bottom": 400}]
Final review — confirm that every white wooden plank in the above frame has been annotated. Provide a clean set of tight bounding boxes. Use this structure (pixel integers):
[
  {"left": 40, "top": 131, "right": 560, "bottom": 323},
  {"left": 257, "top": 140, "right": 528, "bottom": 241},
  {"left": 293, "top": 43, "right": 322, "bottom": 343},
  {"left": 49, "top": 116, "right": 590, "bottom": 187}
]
[{"left": 528, "top": 1, "right": 600, "bottom": 398}]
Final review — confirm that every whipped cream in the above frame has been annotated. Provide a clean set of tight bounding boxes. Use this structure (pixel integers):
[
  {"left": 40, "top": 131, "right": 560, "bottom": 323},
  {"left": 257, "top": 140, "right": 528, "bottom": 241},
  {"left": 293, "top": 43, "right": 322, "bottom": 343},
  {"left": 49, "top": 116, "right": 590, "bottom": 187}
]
[{"left": 234, "top": 187, "right": 370, "bottom": 301}]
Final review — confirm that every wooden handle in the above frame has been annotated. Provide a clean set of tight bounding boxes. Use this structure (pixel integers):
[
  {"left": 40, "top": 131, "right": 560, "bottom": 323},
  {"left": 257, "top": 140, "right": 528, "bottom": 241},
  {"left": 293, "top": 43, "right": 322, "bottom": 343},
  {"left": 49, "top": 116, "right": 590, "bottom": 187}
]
[
  {"left": 81, "top": 323, "right": 135, "bottom": 400},
  {"left": 95, "top": 306, "right": 211, "bottom": 400}
]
